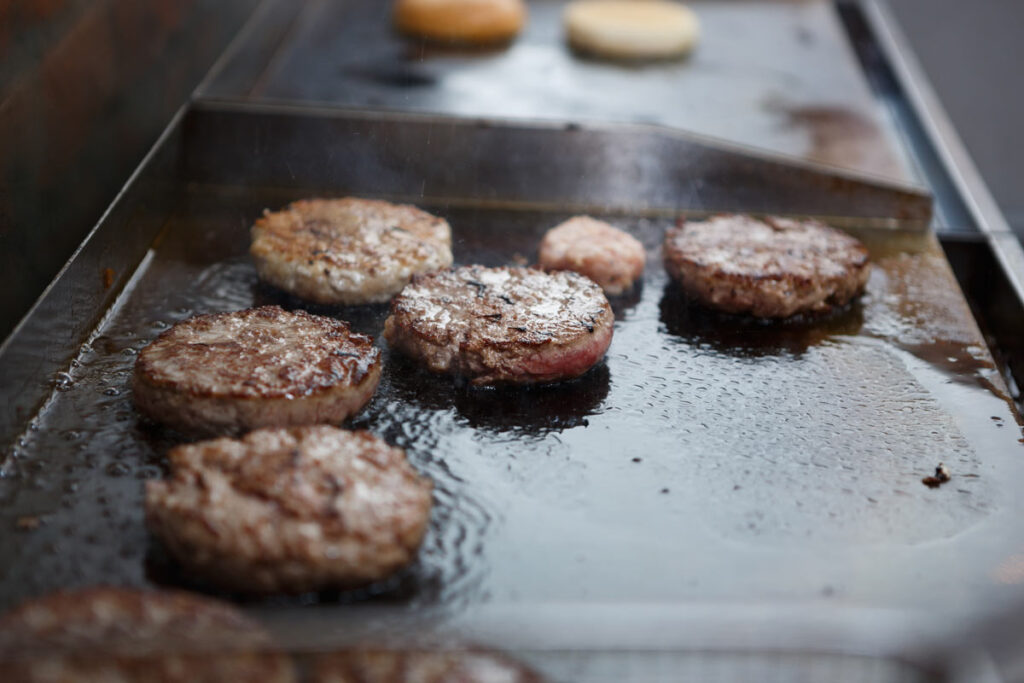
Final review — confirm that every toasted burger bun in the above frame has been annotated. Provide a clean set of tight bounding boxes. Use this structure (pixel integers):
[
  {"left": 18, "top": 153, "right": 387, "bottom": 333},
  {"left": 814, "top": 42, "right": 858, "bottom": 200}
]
[
  {"left": 394, "top": 0, "right": 527, "bottom": 44},
  {"left": 564, "top": 0, "right": 699, "bottom": 60}
]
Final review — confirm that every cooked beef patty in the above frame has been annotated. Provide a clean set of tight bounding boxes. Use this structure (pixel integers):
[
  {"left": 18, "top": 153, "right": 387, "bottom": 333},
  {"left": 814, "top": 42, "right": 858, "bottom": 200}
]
[
  {"left": 383, "top": 266, "right": 614, "bottom": 386},
  {"left": 250, "top": 198, "right": 453, "bottom": 305},
  {"left": 0, "top": 587, "right": 294, "bottom": 682},
  {"left": 538, "top": 215, "right": 646, "bottom": 295},
  {"left": 663, "top": 215, "right": 871, "bottom": 318},
  {"left": 145, "top": 426, "right": 433, "bottom": 594},
  {"left": 133, "top": 306, "right": 381, "bottom": 436}
]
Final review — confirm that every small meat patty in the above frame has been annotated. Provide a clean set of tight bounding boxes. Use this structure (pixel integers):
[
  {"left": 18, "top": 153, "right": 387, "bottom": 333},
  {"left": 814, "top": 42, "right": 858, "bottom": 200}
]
[
  {"left": 133, "top": 306, "right": 381, "bottom": 436},
  {"left": 250, "top": 198, "right": 453, "bottom": 305},
  {"left": 663, "top": 215, "right": 871, "bottom": 318},
  {"left": 384, "top": 266, "right": 614, "bottom": 386},
  {"left": 538, "top": 215, "right": 646, "bottom": 295},
  {"left": 0, "top": 587, "right": 294, "bottom": 682},
  {"left": 313, "top": 648, "right": 542, "bottom": 683},
  {"left": 145, "top": 426, "right": 433, "bottom": 594}
]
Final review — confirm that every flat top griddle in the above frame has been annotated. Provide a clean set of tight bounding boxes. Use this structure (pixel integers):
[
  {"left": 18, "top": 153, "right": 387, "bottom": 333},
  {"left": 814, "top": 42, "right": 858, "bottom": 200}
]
[
  {"left": 1, "top": 106, "right": 1022, "bottom": 670},
  {"left": 202, "top": 0, "right": 914, "bottom": 183},
  {"left": 3, "top": 0, "right": 1024, "bottom": 678}
]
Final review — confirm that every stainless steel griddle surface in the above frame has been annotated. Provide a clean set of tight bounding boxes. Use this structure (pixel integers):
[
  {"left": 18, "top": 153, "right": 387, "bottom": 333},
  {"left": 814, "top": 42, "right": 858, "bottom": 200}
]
[
  {"left": 0, "top": 106, "right": 1022, "bottom": 683},
  {"left": 201, "top": 0, "right": 914, "bottom": 182}
]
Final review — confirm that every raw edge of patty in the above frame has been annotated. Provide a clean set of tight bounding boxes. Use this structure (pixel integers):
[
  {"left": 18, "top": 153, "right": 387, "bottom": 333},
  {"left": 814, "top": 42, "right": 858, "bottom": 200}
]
[
  {"left": 538, "top": 215, "right": 646, "bottom": 295},
  {"left": 132, "top": 306, "right": 382, "bottom": 437},
  {"left": 250, "top": 198, "right": 453, "bottom": 305},
  {"left": 383, "top": 266, "right": 614, "bottom": 386},
  {"left": 145, "top": 426, "right": 433, "bottom": 595},
  {"left": 663, "top": 214, "right": 871, "bottom": 318},
  {"left": 0, "top": 587, "right": 295, "bottom": 682}
]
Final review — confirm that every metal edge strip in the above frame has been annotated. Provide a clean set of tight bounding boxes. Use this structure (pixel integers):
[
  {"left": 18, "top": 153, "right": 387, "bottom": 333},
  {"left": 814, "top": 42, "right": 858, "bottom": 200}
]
[
  {"left": 864, "top": 0, "right": 1024, "bottom": 305},
  {"left": 190, "top": 95, "right": 934, "bottom": 205},
  {"left": 0, "top": 105, "right": 187, "bottom": 452}
]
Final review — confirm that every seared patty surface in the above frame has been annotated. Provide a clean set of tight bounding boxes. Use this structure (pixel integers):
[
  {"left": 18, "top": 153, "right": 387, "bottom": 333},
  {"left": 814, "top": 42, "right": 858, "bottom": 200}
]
[
  {"left": 133, "top": 306, "right": 381, "bottom": 436},
  {"left": 250, "top": 198, "right": 453, "bottom": 305},
  {"left": 0, "top": 587, "right": 294, "bottom": 682},
  {"left": 384, "top": 266, "right": 614, "bottom": 386},
  {"left": 145, "top": 426, "right": 433, "bottom": 594},
  {"left": 663, "top": 215, "right": 871, "bottom": 318}
]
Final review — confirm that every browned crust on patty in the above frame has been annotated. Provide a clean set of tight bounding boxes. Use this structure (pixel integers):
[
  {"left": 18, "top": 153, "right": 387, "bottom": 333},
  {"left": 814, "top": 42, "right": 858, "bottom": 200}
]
[
  {"left": 383, "top": 266, "right": 614, "bottom": 386},
  {"left": 250, "top": 198, "right": 453, "bottom": 305},
  {"left": 145, "top": 426, "right": 433, "bottom": 594},
  {"left": 0, "top": 587, "right": 294, "bottom": 682},
  {"left": 133, "top": 306, "right": 381, "bottom": 436},
  {"left": 312, "top": 648, "right": 543, "bottom": 683},
  {"left": 663, "top": 215, "right": 871, "bottom": 318}
]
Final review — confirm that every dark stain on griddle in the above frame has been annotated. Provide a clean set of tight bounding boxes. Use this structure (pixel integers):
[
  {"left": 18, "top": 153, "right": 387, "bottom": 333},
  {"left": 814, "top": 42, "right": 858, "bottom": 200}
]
[
  {"left": 343, "top": 64, "right": 436, "bottom": 89},
  {"left": 769, "top": 102, "right": 902, "bottom": 178},
  {"left": 922, "top": 463, "right": 952, "bottom": 489}
]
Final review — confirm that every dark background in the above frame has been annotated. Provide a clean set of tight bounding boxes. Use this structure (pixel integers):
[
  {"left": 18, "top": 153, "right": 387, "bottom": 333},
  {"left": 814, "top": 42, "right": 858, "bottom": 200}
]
[{"left": 1, "top": 0, "right": 1021, "bottom": 341}]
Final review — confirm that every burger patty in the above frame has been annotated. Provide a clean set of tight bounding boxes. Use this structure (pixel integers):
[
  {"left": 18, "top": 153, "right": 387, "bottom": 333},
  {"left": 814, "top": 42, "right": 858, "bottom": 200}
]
[
  {"left": 383, "top": 266, "right": 614, "bottom": 386},
  {"left": 0, "top": 587, "right": 294, "bottom": 682},
  {"left": 145, "top": 426, "right": 433, "bottom": 594},
  {"left": 663, "top": 215, "right": 871, "bottom": 318},
  {"left": 538, "top": 215, "right": 646, "bottom": 295},
  {"left": 250, "top": 198, "right": 453, "bottom": 305},
  {"left": 133, "top": 306, "right": 381, "bottom": 436},
  {"left": 312, "top": 648, "right": 543, "bottom": 683}
]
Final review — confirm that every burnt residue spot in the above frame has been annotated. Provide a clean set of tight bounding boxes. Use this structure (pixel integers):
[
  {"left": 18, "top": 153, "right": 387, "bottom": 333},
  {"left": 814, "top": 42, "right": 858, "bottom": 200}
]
[
  {"left": 466, "top": 280, "right": 487, "bottom": 297},
  {"left": 922, "top": 463, "right": 952, "bottom": 489},
  {"left": 631, "top": 457, "right": 642, "bottom": 463},
  {"left": 16, "top": 516, "right": 41, "bottom": 531},
  {"left": 479, "top": 313, "right": 502, "bottom": 320},
  {"left": 499, "top": 294, "right": 514, "bottom": 305},
  {"left": 345, "top": 64, "right": 436, "bottom": 88}
]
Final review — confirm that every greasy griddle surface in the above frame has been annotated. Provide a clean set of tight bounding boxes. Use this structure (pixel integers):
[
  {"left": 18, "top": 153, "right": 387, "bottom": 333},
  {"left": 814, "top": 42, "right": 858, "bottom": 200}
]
[{"left": 1, "top": 186, "right": 1021, "bottom": 623}]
